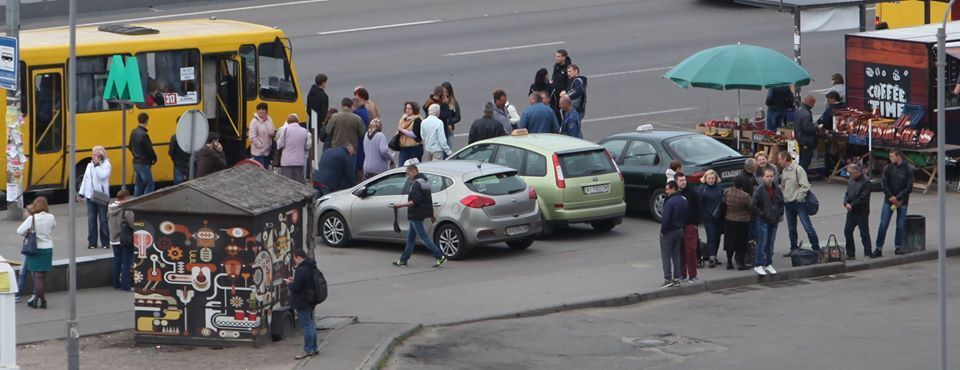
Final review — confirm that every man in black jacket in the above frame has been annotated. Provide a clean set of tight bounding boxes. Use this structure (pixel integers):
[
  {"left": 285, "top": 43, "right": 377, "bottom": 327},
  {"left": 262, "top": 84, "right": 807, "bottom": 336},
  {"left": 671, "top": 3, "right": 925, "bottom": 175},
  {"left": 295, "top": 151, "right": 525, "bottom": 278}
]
[
  {"left": 843, "top": 164, "right": 872, "bottom": 259},
  {"left": 168, "top": 134, "right": 190, "bottom": 184},
  {"left": 562, "top": 65, "right": 588, "bottom": 118},
  {"left": 765, "top": 86, "right": 794, "bottom": 131},
  {"left": 659, "top": 180, "right": 686, "bottom": 288},
  {"left": 307, "top": 74, "right": 329, "bottom": 150},
  {"left": 676, "top": 173, "right": 701, "bottom": 281},
  {"left": 750, "top": 168, "right": 784, "bottom": 276},
  {"left": 550, "top": 49, "right": 571, "bottom": 108},
  {"left": 795, "top": 95, "right": 819, "bottom": 170},
  {"left": 391, "top": 165, "right": 447, "bottom": 268},
  {"left": 874, "top": 149, "right": 914, "bottom": 257},
  {"left": 285, "top": 250, "right": 319, "bottom": 359},
  {"left": 468, "top": 102, "right": 506, "bottom": 144},
  {"left": 129, "top": 113, "right": 157, "bottom": 196}
]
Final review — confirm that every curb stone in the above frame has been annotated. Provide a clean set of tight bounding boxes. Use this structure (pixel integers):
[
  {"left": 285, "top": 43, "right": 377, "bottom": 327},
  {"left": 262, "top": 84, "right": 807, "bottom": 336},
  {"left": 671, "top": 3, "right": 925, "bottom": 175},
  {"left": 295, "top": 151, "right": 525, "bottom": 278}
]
[
  {"left": 356, "top": 246, "right": 958, "bottom": 368},
  {"left": 357, "top": 323, "right": 421, "bottom": 370}
]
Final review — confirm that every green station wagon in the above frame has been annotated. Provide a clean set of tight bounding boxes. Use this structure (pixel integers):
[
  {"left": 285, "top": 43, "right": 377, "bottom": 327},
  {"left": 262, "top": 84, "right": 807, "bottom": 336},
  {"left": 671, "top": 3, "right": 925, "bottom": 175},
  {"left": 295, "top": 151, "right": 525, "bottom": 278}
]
[{"left": 449, "top": 133, "right": 626, "bottom": 233}]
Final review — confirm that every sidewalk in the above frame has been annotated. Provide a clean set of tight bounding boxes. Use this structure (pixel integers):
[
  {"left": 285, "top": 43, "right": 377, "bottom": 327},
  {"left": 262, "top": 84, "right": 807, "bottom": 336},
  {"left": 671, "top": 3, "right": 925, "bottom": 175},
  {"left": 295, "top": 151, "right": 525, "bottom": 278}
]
[{"left": 1, "top": 202, "right": 111, "bottom": 263}]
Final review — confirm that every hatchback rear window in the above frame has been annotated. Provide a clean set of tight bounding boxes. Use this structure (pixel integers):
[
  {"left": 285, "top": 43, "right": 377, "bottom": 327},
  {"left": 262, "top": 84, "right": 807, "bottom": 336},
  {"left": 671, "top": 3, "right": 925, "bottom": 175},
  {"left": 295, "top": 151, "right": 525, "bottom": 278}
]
[
  {"left": 559, "top": 150, "right": 615, "bottom": 178},
  {"left": 465, "top": 173, "right": 526, "bottom": 195}
]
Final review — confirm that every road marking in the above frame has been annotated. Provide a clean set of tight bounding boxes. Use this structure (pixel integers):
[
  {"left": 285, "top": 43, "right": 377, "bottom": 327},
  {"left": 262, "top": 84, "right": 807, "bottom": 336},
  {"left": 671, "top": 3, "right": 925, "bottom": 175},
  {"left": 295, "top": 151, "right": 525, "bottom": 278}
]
[
  {"left": 454, "top": 133, "right": 469, "bottom": 137},
  {"left": 582, "top": 107, "right": 699, "bottom": 123},
  {"left": 318, "top": 20, "right": 441, "bottom": 35},
  {"left": 445, "top": 41, "right": 566, "bottom": 57},
  {"left": 34, "top": 0, "right": 330, "bottom": 29},
  {"left": 590, "top": 66, "right": 674, "bottom": 78}
]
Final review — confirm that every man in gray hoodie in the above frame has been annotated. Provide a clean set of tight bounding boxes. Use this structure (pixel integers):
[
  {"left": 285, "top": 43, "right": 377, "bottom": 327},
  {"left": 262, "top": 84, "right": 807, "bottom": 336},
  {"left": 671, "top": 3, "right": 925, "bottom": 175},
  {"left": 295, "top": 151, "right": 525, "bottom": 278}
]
[{"left": 108, "top": 190, "right": 135, "bottom": 291}]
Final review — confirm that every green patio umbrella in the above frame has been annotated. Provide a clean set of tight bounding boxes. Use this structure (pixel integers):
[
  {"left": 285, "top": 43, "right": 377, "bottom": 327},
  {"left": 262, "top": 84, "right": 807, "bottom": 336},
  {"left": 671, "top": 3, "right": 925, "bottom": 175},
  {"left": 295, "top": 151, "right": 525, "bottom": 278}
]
[{"left": 664, "top": 43, "right": 811, "bottom": 121}]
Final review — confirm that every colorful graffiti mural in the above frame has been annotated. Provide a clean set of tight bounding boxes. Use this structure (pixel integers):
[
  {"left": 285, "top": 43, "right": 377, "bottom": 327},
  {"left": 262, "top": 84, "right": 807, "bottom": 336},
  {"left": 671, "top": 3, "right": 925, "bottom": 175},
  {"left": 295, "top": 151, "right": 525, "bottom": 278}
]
[{"left": 132, "top": 206, "right": 303, "bottom": 343}]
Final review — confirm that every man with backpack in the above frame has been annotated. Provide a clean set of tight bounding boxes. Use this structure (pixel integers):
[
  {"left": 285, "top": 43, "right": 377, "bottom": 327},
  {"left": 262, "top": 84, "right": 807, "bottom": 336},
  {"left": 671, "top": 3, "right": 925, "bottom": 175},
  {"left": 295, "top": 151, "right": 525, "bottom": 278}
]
[{"left": 286, "top": 250, "right": 325, "bottom": 360}]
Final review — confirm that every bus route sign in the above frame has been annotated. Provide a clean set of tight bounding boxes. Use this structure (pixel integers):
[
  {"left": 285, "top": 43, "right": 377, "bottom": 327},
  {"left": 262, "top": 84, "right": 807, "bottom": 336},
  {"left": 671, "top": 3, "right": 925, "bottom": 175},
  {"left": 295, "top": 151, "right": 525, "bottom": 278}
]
[{"left": 0, "top": 36, "right": 18, "bottom": 91}]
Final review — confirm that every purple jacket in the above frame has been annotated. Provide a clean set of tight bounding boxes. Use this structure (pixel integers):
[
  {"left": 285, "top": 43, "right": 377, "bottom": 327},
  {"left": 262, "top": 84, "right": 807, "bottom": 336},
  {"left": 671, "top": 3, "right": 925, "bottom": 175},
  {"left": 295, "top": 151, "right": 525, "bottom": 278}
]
[{"left": 277, "top": 123, "right": 309, "bottom": 167}]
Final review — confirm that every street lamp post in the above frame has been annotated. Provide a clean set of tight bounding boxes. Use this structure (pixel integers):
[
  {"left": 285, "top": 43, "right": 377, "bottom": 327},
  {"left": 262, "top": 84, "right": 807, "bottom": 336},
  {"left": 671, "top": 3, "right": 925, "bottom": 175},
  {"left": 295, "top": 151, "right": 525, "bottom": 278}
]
[
  {"left": 935, "top": 3, "right": 952, "bottom": 370},
  {"left": 66, "top": 0, "right": 79, "bottom": 368}
]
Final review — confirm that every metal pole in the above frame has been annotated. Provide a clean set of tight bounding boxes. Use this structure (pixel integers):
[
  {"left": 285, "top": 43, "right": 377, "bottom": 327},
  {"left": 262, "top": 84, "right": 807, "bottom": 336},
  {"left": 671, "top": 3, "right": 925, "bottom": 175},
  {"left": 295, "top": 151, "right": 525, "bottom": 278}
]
[
  {"left": 188, "top": 112, "right": 195, "bottom": 180},
  {"left": 927, "top": 0, "right": 933, "bottom": 25},
  {"left": 793, "top": 10, "right": 802, "bottom": 99},
  {"left": 5, "top": 0, "right": 22, "bottom": 221},
  {"left": 936, "top": 4, "right": 952, "bottom": 370},
  {"left": 66, "top": 0, "right": 79, "bottom": 367},
  {"left": 859, "top": 4, "right": 867, "bottom": 32},
  {"left": 121, "top": 103, "right": 127, "bottom": 191}
]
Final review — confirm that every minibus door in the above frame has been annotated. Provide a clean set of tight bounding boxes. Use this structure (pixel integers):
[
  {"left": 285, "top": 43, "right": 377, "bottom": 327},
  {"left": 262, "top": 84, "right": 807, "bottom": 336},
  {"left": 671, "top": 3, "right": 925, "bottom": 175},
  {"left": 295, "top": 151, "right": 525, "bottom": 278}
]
[{"left": 28, "top": 67, "right": 66, "bottom": 189}]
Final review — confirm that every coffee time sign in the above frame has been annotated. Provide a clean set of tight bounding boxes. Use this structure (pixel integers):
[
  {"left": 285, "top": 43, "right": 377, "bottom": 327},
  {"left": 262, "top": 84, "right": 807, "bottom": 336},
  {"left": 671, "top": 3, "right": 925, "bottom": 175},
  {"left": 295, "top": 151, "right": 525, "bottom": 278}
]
[{"left": 864, "top": 63, "right": 910, "bottom": 118}]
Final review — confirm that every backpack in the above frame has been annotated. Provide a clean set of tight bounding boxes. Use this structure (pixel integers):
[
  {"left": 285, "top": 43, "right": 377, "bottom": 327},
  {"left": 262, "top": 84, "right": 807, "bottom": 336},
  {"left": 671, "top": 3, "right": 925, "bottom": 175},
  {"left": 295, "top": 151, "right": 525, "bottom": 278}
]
[{"left": 308, "top": 268, "right": 328, "bottom": 305}]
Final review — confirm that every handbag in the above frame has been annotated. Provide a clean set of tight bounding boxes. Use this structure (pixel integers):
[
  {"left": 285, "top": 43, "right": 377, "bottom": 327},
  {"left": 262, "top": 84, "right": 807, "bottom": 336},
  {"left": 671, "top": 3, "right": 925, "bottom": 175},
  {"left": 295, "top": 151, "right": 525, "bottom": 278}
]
[
  {"left": 21, "top": 215, "right": 39, "bottom": 256},
  {"left": 388, "top": 132, "right": 402, "bottom": 151},
  {"left": 790, "top": 248, "right": 820, "bottom": 267},
  {"left": 92, "top": 190, "right": 110, "bottom": 206},
  {"left": 805, "top": 190, "right": 819, "bottom": 216},
  {"left": 820, "top": 234, "right": 846, "bottom": 264}
]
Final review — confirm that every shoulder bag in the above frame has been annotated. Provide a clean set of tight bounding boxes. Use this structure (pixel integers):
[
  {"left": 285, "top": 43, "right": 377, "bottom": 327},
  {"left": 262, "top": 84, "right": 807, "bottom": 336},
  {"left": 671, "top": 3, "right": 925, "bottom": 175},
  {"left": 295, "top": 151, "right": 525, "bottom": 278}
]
[
  {"left": 120, "top": 210, "right": 135, "bottom": 246},
  {"left": 271, "top": 127, "right": 285, "bottom": 168},
  {"left": 794, "top": 166, "right": 819, "bottom": 215},
  {"left": 21, "top": 215, "right": 39, "bottom": 256}
]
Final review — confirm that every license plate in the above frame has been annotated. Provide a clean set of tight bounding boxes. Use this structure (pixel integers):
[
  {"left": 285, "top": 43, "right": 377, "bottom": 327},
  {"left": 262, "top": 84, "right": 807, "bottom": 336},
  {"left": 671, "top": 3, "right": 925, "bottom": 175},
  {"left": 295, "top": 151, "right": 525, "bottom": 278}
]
[
  {"left": 721, "top": 169, "right": 742, "bottom": 179},
  {"left": 583, "top": 184, "right": 610, "bottom": 195},
  {"left": 506, "top": 225, "right": 529, "bottom": 236}
]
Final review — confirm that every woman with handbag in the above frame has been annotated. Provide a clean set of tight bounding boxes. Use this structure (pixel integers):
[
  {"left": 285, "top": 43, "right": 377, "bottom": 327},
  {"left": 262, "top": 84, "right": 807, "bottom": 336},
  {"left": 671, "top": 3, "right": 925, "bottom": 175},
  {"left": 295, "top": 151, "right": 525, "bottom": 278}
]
[
  {"left": 396, "top": 101, "right": 424, "bottom": 166},
  {"left": 78, "top": 145, "right": 112, "bottom": 249},
  {"left": 697, "top": 170, "right": 725, "bottom": 268},
  {"left": 108, "top": 190, "right": 136, "bottom": 291},
  {"left": 17, "top": 196, "right": 56, "bottom": 309},
  {"left": 363, "top": 118, "right": 394, "bottom": 179}
]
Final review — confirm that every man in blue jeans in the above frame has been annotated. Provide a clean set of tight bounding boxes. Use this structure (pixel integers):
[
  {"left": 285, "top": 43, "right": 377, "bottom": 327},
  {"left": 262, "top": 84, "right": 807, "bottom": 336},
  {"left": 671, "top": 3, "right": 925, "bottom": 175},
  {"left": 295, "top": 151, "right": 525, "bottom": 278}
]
[
  {"left": 286, "top": 250, "right": 320, "bottom": 359},
  {"left": 874, "top": 149, "right": 914, "bottom": 257},
  {"left": 750, "top": 168, "right": 785, "bottom": 276},
  {"left": 129, "top": 113, "right": 157, "bottom": 196},
  {"left": 391, "top": 164, "right": 447, "bottom": 268},
  {"left": 778, "top": 151, "right": 820, "bottom": 256}
]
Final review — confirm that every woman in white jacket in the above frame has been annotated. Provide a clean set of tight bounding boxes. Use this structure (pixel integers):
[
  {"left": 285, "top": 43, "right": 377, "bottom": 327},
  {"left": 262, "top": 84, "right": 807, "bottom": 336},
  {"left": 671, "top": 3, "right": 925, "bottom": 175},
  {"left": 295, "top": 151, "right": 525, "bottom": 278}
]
[
  {"left": 18, "top": 196, "right": 56, "bottom": 309},
  {"left": 78, "top": 145, "right": 112, "bottom": 249}
]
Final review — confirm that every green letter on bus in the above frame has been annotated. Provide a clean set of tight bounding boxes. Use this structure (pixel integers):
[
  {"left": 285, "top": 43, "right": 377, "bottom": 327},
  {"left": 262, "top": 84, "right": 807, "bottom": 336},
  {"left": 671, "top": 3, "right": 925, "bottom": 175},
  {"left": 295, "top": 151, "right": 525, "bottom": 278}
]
[{"left": 104, "top": 55, "right": 144, "bottom": 103}]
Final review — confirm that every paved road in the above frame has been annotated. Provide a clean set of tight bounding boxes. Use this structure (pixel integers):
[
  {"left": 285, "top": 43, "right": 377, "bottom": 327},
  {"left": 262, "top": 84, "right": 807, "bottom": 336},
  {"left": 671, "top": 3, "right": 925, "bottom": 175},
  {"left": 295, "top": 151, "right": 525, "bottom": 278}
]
[
  {"left": 389, "top": 258, "right": 960, "bottom": 370},
  {"left": 24, "top": 0, "right": 854, "bottom": 146}
]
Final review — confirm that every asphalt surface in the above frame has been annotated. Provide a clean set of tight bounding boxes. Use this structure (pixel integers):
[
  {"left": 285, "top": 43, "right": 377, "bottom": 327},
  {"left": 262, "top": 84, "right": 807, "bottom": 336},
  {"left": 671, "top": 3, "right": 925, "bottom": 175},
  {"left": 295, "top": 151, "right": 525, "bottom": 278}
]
[
  {"left": 24, "top": 0, "right": 852, "bottom": 146},
  {"left": 389, "top": 258, "right": 960, "bottom": 370}
]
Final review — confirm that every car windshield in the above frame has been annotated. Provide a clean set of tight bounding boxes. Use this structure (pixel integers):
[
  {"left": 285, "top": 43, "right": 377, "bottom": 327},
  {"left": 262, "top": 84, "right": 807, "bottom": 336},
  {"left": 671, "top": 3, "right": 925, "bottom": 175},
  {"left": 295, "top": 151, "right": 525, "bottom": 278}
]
[
  {"left": 666, "top": 135, "right": 741, "bottom": 165},
  {"left": 559, "top": 149, "right": 615, "bottom": 178},
  {"left": 465, "top": 172, "right": 526, "bottom": 196}
]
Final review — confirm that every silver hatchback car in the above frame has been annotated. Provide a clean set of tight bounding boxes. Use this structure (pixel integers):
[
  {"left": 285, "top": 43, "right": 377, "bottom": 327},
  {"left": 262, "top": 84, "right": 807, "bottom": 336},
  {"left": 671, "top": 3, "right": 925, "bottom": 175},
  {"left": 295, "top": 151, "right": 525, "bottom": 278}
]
[{"left": 315, "top": 161, "right": 542, "bottom": 260}]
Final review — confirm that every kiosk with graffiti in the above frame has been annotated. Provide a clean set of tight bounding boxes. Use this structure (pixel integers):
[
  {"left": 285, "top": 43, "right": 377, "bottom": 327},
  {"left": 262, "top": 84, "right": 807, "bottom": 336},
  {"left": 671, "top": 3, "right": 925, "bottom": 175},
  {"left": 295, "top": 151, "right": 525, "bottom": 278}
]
[{"left": 122, "top": 164, "right": 314, "bottom": 346}]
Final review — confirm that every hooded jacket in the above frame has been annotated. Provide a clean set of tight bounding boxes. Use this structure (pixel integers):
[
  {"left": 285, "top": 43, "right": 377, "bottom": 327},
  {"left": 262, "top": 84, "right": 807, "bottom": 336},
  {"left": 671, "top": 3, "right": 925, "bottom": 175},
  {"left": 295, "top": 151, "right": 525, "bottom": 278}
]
[
  {"left": 406, "top": 173, "right": 434, "bottom": 221},
  {"left": 108, "top": 201, "right": 135, "bottom": 246},
  {"left": 290, "top": 258, "right": 319, "bottom": 311},
  {"left": 566, "top": 76, "right": 588, "bottom": 116}
]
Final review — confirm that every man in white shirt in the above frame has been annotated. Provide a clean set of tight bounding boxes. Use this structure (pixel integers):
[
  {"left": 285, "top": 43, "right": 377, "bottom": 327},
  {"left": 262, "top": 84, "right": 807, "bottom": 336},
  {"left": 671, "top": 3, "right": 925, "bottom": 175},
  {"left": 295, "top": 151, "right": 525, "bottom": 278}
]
[{"left": 420, "top": 104, "right": 451, "bottom": 161}]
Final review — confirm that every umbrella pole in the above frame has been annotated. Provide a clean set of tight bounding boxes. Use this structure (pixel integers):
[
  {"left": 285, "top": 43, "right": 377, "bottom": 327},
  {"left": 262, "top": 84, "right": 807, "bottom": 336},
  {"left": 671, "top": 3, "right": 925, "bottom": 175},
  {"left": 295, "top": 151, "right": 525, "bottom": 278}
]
[{"left": 737, "top": 89, "right": 743, "bottom": 152}]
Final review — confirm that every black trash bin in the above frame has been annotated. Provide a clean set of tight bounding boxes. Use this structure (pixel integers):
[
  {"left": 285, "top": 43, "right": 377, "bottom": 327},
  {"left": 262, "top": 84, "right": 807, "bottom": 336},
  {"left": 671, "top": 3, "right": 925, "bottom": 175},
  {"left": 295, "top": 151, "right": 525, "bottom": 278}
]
[{"left": 903, "top": 215, "right": 926, "bottom": 252}]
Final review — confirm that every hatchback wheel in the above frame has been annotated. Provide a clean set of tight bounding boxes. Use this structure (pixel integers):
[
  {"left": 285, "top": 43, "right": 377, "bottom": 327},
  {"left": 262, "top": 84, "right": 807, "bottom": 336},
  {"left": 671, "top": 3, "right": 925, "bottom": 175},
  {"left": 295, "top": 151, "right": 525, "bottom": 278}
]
[
  {"left": 650, "top": 189, "right": 666, "bottom": 222},
  {"left": 320, "top": 212, "right": 350, "bottom": 248},
  {"left": 506, "top": 238, "right": 534, "bottom": 250},
  {"left": 435, "top": 223, "right": 468, "bottom": 260}
]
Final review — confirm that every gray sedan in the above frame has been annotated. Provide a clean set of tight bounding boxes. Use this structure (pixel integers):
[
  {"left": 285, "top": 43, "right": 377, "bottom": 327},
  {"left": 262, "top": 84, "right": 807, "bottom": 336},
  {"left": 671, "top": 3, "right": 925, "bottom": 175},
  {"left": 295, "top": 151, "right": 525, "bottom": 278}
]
[{"left": 315, "top": 161, "right": 542, "bottom": 260}]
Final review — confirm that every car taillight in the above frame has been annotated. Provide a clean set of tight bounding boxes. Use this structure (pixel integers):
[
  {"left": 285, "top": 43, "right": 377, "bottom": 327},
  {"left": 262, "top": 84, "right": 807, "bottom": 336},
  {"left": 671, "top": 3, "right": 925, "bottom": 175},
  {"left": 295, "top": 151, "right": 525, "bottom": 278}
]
[
  {"left": 552, "top": 153, "right": 566, "bottom": 188},
  {"left": 528, "top": 187, "right": 538, "bottom": 199},
  {"left": 874, "top": 16, "right": 880, "bottom": 26},
  {"left": 604, "top": 150, "right": 624, "bottom": 182},
  {"left": 461, "top": 195, "right": 497, "bottom": 208},
  {"left": 688, "top": 171, "right": 704, "bottom": 184}
]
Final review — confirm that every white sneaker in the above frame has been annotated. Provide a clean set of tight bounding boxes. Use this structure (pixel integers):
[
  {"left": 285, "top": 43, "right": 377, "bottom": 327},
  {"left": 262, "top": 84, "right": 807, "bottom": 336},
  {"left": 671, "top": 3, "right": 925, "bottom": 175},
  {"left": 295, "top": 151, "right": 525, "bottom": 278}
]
[
  {"left": 764, "top": 265, "right": 777, "bottom": 275},
  {"left": 754, "top": 266, "right": 767, "bottom": 276}
]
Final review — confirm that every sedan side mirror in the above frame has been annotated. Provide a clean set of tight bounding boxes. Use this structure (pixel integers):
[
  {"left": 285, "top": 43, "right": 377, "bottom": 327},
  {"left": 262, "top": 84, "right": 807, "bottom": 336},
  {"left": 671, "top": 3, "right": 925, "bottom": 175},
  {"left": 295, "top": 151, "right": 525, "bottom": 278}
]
[
  {"left": 354, "top": 186, "right": 373, "bottom": 197},
  {"left": 653, "top": 154, "right": 661, "bottom": 165}
]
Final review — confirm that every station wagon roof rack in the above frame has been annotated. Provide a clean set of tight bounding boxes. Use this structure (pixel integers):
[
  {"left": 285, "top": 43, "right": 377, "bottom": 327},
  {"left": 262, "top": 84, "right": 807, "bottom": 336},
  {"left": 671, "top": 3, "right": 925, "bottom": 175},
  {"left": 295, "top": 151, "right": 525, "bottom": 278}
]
[{"left": 97, "top": 24, "right": 160, "bottom": 36}]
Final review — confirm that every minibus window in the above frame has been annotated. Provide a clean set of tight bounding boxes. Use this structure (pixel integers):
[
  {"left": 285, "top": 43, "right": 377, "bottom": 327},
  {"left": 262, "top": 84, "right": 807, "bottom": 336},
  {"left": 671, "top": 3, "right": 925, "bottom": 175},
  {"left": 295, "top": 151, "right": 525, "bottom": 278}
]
[
  {"left": 34, "top": 73, "right": 63, "bottom": 154},
  {"left": 76, "top": 56, "right": 120, "bottom": 113},
  {"left": 135, "top": 49, "right": 200, "bottom": 108},
  {"left": 258, "top": 41, "right": 297, "bottom": 101},
  {"left": 239, "top": 45, "right": 257, "bottom": 101}
]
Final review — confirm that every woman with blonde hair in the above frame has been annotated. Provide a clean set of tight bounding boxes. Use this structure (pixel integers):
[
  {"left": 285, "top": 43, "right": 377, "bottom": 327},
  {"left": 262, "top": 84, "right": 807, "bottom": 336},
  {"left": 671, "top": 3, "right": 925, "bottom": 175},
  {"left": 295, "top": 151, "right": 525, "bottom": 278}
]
[
  {"left": 363, "top": 118, "right": 394, "bottom": 179},
  {"left": 18, "top": 196, "right": 56, "bottom": 308},
  {"left": 397, "top": 101, "right": 424, "bottom": 165},
  {"left": 697, "top": 169, "right": 724, "bottom": 267},
  {"left": 78, "top": 145, "right": 112, "bottom": 249}
]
